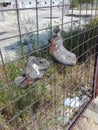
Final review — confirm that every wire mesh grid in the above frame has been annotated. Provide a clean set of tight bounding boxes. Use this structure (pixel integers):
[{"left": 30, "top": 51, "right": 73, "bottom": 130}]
[{"left": 0, "top": 0, "right": 98, "bottom": 130}]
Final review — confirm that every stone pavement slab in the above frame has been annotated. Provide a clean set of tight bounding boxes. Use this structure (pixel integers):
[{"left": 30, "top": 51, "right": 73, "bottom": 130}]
[{"left": 84, "top": 97, "right": 98, "bottom": 124}]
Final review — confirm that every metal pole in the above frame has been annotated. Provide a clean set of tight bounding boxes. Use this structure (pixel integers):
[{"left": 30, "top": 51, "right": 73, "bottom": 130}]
[
  {"left": 93, "top": 38, "right": 98, "bottom": 98},
  {"left": 15, "top": 0, "right": 24, "bottom": 57}
]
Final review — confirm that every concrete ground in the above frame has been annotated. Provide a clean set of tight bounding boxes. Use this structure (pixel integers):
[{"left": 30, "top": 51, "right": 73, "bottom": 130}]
[
  {"left": 0, "top": 8, "right": 98, "bottom": 63},
  {"left": 73, "top": 97, "right": 98, "bottom": 130}
]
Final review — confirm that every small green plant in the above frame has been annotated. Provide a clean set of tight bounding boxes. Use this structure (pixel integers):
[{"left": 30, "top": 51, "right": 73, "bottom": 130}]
[
  {"left": 0, "top": 15, "right": 97, "bottom": 129},
  {"left": 62, "top": 17, "right": 98, "bottom": 62}
]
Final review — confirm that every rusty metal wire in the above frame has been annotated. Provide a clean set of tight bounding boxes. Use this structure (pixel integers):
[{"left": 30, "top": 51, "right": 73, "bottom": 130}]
[{"left": 0, "top": 0, "right": 98, "bottom": 130}]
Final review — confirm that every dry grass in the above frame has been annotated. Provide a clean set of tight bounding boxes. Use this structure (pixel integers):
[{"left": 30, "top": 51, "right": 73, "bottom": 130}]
[{"left": 0, "top": 57, "right": 95, "bottom": 130}]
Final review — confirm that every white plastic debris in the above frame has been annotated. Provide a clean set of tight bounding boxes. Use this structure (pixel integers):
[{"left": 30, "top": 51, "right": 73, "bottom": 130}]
[{"left": 64, "top": 97, "right": 82, "bottom": 108}]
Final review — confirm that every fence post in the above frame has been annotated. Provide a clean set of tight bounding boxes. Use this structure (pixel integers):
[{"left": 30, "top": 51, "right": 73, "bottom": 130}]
[{"left": 93, "top": 37, "right": 98, "bottom": 98}]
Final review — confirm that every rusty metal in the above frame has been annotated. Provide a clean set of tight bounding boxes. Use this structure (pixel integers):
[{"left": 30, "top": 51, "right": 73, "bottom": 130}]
[{"left": 94, "top": 38, "right": 98, "bottom": 98}]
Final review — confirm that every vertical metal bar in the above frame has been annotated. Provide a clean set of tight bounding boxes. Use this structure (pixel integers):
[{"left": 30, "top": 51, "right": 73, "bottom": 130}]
[
  {"left": 15, "top": 0, "right": 24, "bottom": 56},
  {"left": 70, "top": 0, "right": 74, "bottom": 50},
  {"left": 93, "top": 38, "right": 98, "bottom": 98},
  {"left": 0, "top": 49, "right": 12, "bottom": 99},
  {"left": 0, "top": 49, "right": 8, "bottom": 82},
  {"left": 50, "top": 0, "right": 57, "bottom": 128},
  {"left": 43, "top": 78, "right": 48, "bottom": 130},
  {"left": 50, "top": 0, "right": 52, "bottom": 36},
  {"left": 35, "top": 0, "right": 39, "bottom": 47},
  {"left": 28, "top": 91, "right": 36, "bottom": 130},
  {"left": 61, "top": 0, "right": 64, "bottom": 30},
  {"left": 69, "top": 0, "right": 75, "bottom": 121},
  {"left": 61, "top": 1, "right": 67, "bottom": 128},
  {"left": 53, "top": 63, "right": 57, "bottom": 130},
  {"left": 93, "top": 0, "right": 98, "bottom": 47},
  {"left": 86, "top": 0, "right": 93, "bottom": 60}
]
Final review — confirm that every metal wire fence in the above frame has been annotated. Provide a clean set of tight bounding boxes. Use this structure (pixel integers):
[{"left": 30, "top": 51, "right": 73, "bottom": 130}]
[{"left": 0, "top": 0, "right": 98, "bottom": 130}]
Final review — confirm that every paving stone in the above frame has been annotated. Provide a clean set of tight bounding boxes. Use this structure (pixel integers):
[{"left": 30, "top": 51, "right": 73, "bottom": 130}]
[{"left": 84, "top": 97, "right": 98, "bottom": 124}]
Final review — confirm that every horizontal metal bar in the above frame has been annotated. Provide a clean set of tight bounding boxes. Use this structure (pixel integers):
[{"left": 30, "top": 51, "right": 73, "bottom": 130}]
[
  {"left": 0, "top": 3, "right": 83, "bottom": 12},
  {"left": 0, "top": 20, "right": 80, "bottom": 42}
]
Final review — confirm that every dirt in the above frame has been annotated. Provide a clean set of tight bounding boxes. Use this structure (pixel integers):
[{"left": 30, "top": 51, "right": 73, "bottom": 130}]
[{"left": 73, "top": 116, "right": 98, "bottom": 130}]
